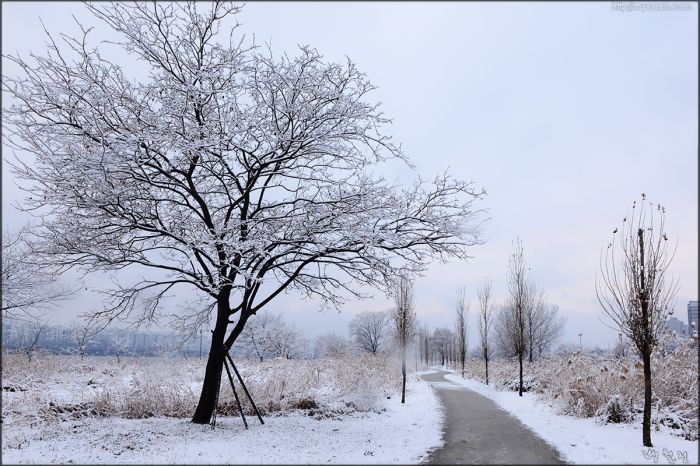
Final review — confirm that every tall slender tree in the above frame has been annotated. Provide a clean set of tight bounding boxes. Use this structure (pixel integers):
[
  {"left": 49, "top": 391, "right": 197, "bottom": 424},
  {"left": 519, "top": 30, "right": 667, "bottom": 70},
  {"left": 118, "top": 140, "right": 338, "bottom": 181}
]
[
  {"left": 596, "top": 194, "right": 678, "bottom": 447},
  {"left": 418, "top": 322, "right": 431, "bottom": 367},
  {"left": 504, "top": 238, "right": 534, "bottom": 397},
  {"left": 455, "top": 286, "right": 468, "bottom": 377},
  {"left": 476, "top": 277, "right": 494, "bottom": 385},
  {"left": 393, "top": 276, "right": 416, "bottom": 403}
]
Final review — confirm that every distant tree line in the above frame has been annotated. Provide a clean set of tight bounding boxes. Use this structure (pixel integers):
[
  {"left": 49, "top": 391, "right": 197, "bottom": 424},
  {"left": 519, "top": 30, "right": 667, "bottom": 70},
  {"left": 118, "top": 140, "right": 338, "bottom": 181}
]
[{"left": 2, "top": 318, "right": 213, "bottom": 358}]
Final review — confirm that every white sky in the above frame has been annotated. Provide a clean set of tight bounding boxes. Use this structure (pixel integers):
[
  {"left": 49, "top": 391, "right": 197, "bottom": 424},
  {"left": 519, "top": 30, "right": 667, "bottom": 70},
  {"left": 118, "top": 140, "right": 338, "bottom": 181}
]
[{"left": 2, "top": 2, "right": 697, "bottom": 350}]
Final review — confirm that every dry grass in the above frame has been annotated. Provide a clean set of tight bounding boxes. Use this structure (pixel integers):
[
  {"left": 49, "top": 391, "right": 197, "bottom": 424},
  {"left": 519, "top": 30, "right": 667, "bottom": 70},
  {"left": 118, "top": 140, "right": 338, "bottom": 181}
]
[
  {"left": 453, "top": 342, "right": 698, "bottom": 440},
  {"left": 1, "top": 353, "right": 401, "bottom": 427}
]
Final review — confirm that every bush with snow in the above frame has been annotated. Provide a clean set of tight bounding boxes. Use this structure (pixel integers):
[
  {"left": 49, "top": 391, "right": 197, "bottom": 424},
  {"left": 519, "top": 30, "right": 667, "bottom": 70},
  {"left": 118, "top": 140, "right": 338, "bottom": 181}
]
[
  {"left": 1, "top": 353, "right": 401, "bottom": 427},
  {"left": 453, "top": 341, "right": 698, "bottom": 440}
]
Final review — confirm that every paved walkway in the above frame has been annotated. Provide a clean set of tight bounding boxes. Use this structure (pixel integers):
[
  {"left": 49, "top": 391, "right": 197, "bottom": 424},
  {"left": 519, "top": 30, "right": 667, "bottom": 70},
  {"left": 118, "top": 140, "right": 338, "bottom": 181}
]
[{"left": 422, "top": 370, "right": 564, "bottom": 464}]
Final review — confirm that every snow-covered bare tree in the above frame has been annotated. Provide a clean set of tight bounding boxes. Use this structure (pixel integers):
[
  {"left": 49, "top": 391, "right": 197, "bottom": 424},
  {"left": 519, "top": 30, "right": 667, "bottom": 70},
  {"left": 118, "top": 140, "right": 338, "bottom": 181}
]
[
  {"left": 314, "top": 332, "right": 351, "bottom": 358},
  {"left": 500, "top": 238, "right": 535, "bottom": 396},
  {"left": 455, "top": 286, "right": 468, "bottom": 377},
  {"left": 528, "top": 299, "right": 565, "bottom": 360},
  {"left": 476, "top": 277, "right": 494, "bottom": 385},
  {"left": 15, "top": 319, "right": 47, "bottom": 362},
  {"left": 265, "top": 317, "right": 308, "bottom": 359},
  {"left": 2, "top": 226, "right": 77, "bottom": 318},
  {"left": 238, "top": 312, "right": 307, "bottom": 359},
  {"left": 238, "top": 311, "right": 279, "bottom": 361},
  {"left": 71, "top": 319, "right": 98, "bottom": 358},
  {"left": 110, "top": 331, "right": 131, "bottom": 364},
  {"left": 525, "top": 287, "right": 543, "bottom": 364},
  {"left": 431, "top": 327, "right": 454, "bottom": 367},
  {"left": 2, "top": 2, "right": 486, "bottom": 424},
  {"left": 392, "top": 276, "right": 415, "bottom": 403},
  {"left": 596, "top": 194, "right": 678, "bottom": 447},
  {"left": 350, "top": 311, "right": 389, "bottom": 355},
  {"left": 417, "top": 322, "right": 430, "bottom": 366}
]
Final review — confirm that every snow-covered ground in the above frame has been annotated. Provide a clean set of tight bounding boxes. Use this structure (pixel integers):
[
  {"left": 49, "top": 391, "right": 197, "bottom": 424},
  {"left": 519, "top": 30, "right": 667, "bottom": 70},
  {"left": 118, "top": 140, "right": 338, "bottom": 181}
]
[
  {"left": 444, "top": 372, "right": 699, "bottom": 464},
  {"left": 2, "top": 374, "right": 443, "bottom": 464}
]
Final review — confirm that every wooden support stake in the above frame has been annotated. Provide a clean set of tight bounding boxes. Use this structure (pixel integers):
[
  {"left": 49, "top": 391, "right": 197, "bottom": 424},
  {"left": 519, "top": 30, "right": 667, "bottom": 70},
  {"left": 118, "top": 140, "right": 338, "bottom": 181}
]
[
  {"left": 225, "top": 352, "right": 265, "bottom": 425},
  {"left": 223, "top": 356, "right": 248, "bottom": 429}
]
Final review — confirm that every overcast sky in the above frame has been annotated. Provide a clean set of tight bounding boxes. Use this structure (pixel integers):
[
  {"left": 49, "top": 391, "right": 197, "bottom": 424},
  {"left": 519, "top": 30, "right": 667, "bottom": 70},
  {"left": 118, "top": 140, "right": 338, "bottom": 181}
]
[{"left": 2, "top": 2, "right": 697, "bottom": 350}]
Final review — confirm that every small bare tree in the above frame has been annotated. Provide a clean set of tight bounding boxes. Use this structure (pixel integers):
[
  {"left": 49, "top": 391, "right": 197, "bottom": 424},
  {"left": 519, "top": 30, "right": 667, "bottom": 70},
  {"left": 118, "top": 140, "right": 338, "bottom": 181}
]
[
  {"left": 431, "top": 327, "right": 454, "bottom": 367},
  {"left": 314, "top": 333, "right": 351, "bottom": 359},
  {"left": 110, "top": 331, "right": 131, "bottom": 364},
  {"left": 529, "top": 300, "right": 565, "bottom": 360},
  {"left": 15, "top": 319, "right": 47, "bottom": 362},
  {"left": 350, "top": 311, "right": 389, "bottom": 355},
  {"left": 393, "top": 277, "right": 416, "bottom": 403},
  {"left": 504, "top": 238, "right": 534, "bottom": 397},
  {"left": 477, "top": 277, "right": 495, "bottom": 385},
  {"left": 455, "top": 286, "right": 468, "bottom": 377},
  {"left": 596, "top": 194, "right": 678, "bottom": 447},
  {"left": 265, "top": 318, "right": 308, "bottom": 359},
  {"left": 238, "top": 312, "right": 279, "bottom": 362},
  {"left": 71, "top": 319, "right": 98, "bottom": 358}
]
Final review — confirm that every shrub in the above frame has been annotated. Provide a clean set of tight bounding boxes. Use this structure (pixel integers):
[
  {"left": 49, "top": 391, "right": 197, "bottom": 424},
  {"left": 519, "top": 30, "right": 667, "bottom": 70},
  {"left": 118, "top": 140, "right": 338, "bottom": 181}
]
[
  {"left": 1, "top": 352, "right": 401, "bottom": 427},
  {"left": 451, "top": 341, "right": 698, "bottom": 440}
]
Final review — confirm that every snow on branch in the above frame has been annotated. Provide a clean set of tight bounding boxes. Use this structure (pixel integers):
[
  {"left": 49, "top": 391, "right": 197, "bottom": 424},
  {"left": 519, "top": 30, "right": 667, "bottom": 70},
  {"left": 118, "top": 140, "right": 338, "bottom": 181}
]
[{"left": 2, "top": 2, "right": 487, "bottom": 331}]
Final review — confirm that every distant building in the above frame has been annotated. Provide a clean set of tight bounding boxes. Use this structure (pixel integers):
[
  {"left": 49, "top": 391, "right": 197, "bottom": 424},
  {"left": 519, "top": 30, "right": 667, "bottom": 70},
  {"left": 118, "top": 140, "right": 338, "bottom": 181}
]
[
  {"left": 664, "top": 316, "right": 687, "bottom": 336},
  {"left": 688, "top": 301, "right": 699, "bottom": 337}
]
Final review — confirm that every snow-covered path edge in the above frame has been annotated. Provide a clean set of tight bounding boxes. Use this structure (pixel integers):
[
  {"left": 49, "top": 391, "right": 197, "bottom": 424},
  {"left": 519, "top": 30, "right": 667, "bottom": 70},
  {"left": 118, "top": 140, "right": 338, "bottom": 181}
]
[
  {"left": 2, "top": 376, "right": 444, "bottom": 464},
  {"left": 444, "top": 372, "right": 698, "bottom": 464}
]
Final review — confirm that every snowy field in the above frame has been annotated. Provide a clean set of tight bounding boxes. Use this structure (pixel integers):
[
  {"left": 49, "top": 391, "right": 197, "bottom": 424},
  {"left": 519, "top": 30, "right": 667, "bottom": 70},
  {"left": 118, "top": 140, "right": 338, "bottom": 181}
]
[
  {"left": 2, "top": 354, "right": 443, "bottom": 464},
  {"left": 4, "top": 352, "right": 697, "bottom": 464},
  {"left": 444, "top": 372, "right": 699, "bottom": 465}
]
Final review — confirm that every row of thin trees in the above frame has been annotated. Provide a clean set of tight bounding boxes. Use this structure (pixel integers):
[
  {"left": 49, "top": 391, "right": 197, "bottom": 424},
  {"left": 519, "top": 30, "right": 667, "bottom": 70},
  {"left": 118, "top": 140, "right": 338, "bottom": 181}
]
[
  {"left": 414, "top": 192, "right": 679, "bottom": 451},
  {"left": 418, "top": 194, "right": 679, "bottom": 449},
  {"left": 414, "top": 251, "right": 565, "bottom": 391}
]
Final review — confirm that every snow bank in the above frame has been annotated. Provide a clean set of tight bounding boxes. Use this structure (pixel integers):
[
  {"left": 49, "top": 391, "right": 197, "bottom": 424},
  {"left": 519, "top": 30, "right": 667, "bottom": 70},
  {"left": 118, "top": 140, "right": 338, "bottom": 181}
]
[
  {"left": 452, "top": 344, "right": 698, "bottom": 441},
  {"left": 444, "top": 372, "right": 698, "bottom": 464}
]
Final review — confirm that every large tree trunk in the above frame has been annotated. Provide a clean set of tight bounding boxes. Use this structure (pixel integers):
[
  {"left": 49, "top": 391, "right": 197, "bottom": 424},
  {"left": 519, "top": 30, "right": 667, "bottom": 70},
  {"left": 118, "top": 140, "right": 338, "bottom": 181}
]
[
  {"left": 642, "top": 352, "right": 653, "bottom": 447},
  {"left": 518, "top": 351, "right": 523, "bottom": 397},
  {"left": 192, "top": 295, "right": 230, "bottom": 424}
]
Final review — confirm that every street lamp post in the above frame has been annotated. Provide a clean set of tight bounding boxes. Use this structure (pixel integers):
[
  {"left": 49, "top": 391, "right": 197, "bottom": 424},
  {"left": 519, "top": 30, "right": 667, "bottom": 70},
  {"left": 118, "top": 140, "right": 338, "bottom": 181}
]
[{"left": 618, "top": 333, "right": 624, "bottom": 357}]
